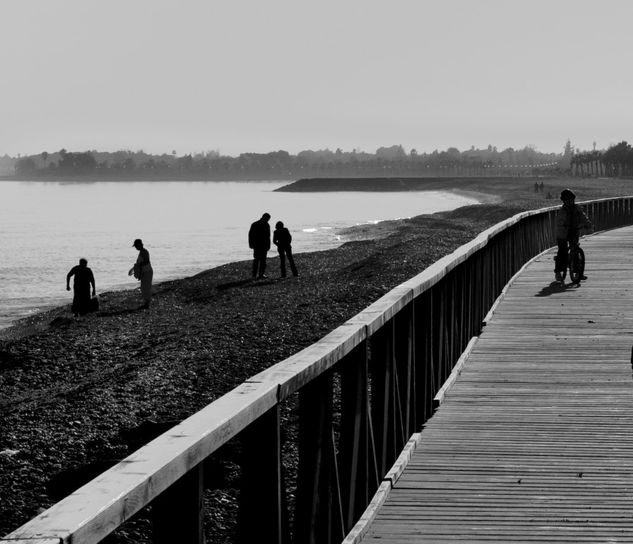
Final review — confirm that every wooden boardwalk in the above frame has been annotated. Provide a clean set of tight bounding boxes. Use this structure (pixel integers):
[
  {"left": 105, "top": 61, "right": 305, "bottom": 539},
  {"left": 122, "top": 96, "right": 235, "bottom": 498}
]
[{"left": 359, "top": 227, "right": 633, "bottom": 543}]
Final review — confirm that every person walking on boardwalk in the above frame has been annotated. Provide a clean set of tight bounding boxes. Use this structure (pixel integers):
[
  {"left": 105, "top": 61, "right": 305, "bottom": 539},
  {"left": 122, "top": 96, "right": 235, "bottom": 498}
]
[
  {"left": 248, "top": 212, "right": 271, "bottom": 279},
  {"left": 273, "top": 220, "right": 298, "bottom": 278},
  {"left": 554, "top": 189, "right": 593, "bottom": 283},
  {"left": 128, "top": 238, "right": 153, "bottom": 308},
  {"left": 66, "top": 258, "right": 96, "bottom": 316}
]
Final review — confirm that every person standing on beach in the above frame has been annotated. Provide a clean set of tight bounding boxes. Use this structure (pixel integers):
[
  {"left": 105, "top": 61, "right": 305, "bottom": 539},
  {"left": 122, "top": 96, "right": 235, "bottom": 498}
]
[
  {"left": 128, "top": 238, "right": 153, "bottom": 308},
  {"left": 66, "top": 258, "right": 96, "bottom": 317},
  {"left": 248, "top": 213, "right": 271, "bottom": 279},
  {"left": 273, "top": 221, "right": 298, "bottom": 278}
]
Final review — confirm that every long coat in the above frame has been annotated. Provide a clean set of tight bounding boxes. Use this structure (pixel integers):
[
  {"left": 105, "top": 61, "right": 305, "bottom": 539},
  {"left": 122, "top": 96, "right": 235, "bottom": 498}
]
[{"left": 248, "top": 219, "right": 271, "bottom": 251}]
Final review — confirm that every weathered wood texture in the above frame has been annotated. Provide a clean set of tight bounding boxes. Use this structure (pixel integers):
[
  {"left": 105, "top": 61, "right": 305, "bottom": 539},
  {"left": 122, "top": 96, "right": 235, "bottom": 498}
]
[
  {"left": 3, "top": 198, "right": 633, "bottom": 544},
  {"left": 360, "top": 226, "right": 633, "bottom": 543}
]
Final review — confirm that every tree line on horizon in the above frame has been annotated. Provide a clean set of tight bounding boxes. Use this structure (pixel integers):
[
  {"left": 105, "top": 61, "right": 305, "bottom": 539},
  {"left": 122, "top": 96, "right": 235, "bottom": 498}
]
[
  {"left": 571, "top": 141, "right": 633, "bottom": 177},
  {"left": 15, "top": 140, "right": 633, "bottom": 180},
  {"left": 0, "top": 144, "right": 569, "bottom": 180}
]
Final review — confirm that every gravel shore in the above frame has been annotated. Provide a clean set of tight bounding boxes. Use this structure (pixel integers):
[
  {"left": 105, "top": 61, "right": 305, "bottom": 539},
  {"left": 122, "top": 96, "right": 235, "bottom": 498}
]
[{"left": 2, "top": 176, "right": 633, "bottom": 540}]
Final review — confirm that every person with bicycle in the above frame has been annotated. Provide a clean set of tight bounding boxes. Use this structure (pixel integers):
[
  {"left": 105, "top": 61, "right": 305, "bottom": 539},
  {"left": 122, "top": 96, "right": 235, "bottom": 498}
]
[{"left": 555, "top": 188, "right": 593, "bottom": 283}]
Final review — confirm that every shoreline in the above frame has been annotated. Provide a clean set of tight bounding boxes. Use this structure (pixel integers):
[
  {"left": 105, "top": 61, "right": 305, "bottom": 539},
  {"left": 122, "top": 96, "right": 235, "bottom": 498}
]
[
  {"left": 0, "top": 186, "right": 480, "bottom": 338},
  {"left": 3, "top": 176, "right": 633, "bottom": 540}
]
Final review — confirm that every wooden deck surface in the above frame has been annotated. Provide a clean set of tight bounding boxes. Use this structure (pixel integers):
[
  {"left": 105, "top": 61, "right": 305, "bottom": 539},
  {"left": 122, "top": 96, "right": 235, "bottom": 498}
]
[{"left": 360, "top": 227, "right": 633, "bottom": 543}]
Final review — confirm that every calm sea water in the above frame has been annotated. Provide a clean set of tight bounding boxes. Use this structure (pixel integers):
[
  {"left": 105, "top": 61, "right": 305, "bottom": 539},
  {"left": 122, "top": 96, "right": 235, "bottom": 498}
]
[{"left": 0, "top": 180, "right": 476, "bottom": 329}]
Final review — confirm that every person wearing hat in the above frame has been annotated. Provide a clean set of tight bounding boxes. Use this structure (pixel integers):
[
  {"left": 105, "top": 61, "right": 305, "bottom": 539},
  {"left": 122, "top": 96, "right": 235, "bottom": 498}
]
[
  {"left": 554, "top": 189, "right": 592, "bottom": 282},
  {"left": 128, "top": 238, "right": 153, "bottom": 308}
]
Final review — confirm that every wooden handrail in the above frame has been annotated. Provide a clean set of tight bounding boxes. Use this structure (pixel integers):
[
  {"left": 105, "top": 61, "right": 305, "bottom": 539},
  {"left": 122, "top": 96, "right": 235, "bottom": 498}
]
[{"left": 3, "top": 196, "right": 633, "bottom": 544}]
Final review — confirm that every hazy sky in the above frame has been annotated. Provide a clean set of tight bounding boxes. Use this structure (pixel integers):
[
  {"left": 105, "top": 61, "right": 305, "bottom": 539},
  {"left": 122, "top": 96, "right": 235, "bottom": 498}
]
[{"left": 2, "top": 0, "right": 632, "bottom": 157}]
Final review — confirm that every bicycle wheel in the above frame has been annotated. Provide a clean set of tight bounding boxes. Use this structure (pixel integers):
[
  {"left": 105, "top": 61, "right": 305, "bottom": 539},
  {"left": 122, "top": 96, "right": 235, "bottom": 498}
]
[{"left": 569, "top": 246, "right": 585, "bottom": 284}]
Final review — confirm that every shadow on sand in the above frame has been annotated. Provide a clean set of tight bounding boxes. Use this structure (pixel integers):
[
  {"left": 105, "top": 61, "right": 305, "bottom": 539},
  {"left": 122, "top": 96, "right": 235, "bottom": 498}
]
[{"left": 96, "top": 306, "right": 147, "bottom": 318}]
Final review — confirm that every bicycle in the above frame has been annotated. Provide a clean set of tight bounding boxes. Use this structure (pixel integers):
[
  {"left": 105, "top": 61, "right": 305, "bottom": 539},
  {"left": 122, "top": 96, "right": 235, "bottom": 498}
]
[{"left": 559, "top": 237, "right": 585, "bottom": 285}]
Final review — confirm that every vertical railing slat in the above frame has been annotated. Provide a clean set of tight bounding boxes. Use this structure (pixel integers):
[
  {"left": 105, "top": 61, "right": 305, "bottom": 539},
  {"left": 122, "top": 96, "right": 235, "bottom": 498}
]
[
  {"left": 238, "top": 405, "right": 287, "bottom": 544},
  {"left": 293, "top": 373, "right": 335, "bottom": 544},
  {"left": 152, "top": 464, "right": 205, "bottom": 544},
  {"left": 339, "top": 342, "right": 370, "bottom": 531}
]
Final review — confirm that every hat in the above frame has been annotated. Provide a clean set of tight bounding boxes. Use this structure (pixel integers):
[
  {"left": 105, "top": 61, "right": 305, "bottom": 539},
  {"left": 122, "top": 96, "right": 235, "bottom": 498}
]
[
  {"left": 132, "top": 238, "right": 143, "bottom": 247},
  {"left": 560, "top": 189, "right": 576, "bottom": 200}
]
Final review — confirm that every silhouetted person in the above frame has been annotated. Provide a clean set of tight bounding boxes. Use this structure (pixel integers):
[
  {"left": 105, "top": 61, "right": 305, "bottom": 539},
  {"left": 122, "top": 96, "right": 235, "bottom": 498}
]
[
  {"left": 128, "top": 238, "right": 153, "bottom": 308},
  {"left": 539, "top": 181, "right": 545, "bottom": 192},
  {"left": 534, "top": 181, "right": 539, "bottom": 192},
  {"left": 273, "top": 221, "right": 298, "bottom": 278},
  {"left": 248, "top": 213, "right": 271, "bottom": 279},
  {"left": 66, "top": 258, "right": 96, "bottom": 317},
  {"left": 554, "top": 189, "right": 593, "bottom": 283}
]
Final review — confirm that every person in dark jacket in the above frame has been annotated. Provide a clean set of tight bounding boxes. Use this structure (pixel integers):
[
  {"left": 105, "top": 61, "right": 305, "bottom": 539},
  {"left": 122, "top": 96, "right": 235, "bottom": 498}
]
[
  {"left": 273, "top": 221, "right": 298, "bottom": 278},
  {"left": 66, "top": 258, "right": 96, "bottom": 316},
  {"left": 248, "top": 212, "right": 271, "bottom": 279},
  {"left": 554, "top": 188, "right": 593, "bottom": 282}
]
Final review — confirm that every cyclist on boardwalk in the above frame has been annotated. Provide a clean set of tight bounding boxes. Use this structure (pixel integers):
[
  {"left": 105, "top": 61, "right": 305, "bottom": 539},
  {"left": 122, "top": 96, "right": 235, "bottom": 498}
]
[{"left": 554, "top": 188, "right": 593, "bottom": 283}]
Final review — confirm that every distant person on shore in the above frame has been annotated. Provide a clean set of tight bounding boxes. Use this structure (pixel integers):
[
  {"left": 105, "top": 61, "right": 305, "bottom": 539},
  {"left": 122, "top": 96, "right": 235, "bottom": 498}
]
[
  {"left": 128, "top": 238, "right": 153, "bottom": 308},
  {"left": 273, "top": 221, "right": 298, "bottom": 278},
  {"left": 66, "top": 258, "right": 96, "bottom": 317},
  {"left": 248, "top": 213, "right": 271, "bottom": 279},
  {"left": 554, "top": 189, "right": 593, "bottom": 283}
]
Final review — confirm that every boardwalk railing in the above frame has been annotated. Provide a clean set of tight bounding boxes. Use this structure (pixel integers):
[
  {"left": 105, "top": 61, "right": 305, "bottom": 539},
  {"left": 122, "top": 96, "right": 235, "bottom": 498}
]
[{"left": 3, "top": 197, "right": 633, "bottom": 544}]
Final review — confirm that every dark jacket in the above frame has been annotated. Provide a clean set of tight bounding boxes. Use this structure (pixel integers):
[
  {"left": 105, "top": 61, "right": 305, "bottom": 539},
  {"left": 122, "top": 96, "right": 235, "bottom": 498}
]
[
  {"left": 248, "top": 219, "right": 271, "bottom": 250},
  {"left": 273, "top": 227, "right": 292, "bottom": 250},
  {"left": 67, "top": 266, "right": 95, "bottom": 290},
  {"left": 556, "top": 204, "right": 592, "bottom": 240}
]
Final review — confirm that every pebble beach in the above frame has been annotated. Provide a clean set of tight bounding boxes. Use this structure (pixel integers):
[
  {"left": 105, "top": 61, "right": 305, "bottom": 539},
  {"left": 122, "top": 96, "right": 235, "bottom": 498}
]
[{"left": 2, "top": 176, "right": 633, "bottom": 541}]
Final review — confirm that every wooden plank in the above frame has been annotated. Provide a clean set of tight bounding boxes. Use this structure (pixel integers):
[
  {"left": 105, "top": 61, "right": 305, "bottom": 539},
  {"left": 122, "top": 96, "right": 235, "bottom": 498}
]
[
  {"left": 432, "top": 335, "right": 478, "bottom": 409},
  {"left": 342, "top": 434, "right": 420, "bottom": 544},
  {"left": 0, "top": 540, "right": 61, "bottom": 544},
  {"left": 2, "top": 379, "right": 278, "bottom": 543},
  {"left": 356, "top": 225, "right": 633, "bottom": 542}
]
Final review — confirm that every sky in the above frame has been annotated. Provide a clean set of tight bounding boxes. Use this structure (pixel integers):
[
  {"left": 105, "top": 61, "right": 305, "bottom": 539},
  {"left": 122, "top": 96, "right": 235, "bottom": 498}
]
[{"left": 2, "top": 0, "right": 632, "bottom": 158}]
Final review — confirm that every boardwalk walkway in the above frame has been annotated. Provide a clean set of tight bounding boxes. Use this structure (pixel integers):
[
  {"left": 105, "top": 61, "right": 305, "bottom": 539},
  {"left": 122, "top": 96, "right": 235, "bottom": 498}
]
[{"left": 358, "top": 226, "right": 633, "bottom": 542}]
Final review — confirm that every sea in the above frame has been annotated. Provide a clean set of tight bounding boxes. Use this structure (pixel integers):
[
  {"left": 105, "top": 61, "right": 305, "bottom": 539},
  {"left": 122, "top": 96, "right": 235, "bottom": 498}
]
[{"left": 0, "top": 180, "right": 477, "bottom": 329}]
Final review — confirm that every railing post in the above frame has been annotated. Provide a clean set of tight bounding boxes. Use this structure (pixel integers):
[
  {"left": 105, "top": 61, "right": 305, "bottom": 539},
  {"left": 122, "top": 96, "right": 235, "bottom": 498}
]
[
  {"left": 293, "top": 372, "right": 340, "bottom": 544},
  {"left": 413, "top": 292, "right": 432, "bottom": 424},
  {"left": 394, "top": 304, "right": 414, "bottom": 439},
  {"left": 152, "top": 463, "right": 205, "bottom": 544},
  {"left": 238, "top": 404, "right": 288, "bottom": 544},
  {"left": 369, "top": 323, "right": 396, "bottom": 477},
  {"left": 339, "top": 342, "right": 370, "bottom": 532}
]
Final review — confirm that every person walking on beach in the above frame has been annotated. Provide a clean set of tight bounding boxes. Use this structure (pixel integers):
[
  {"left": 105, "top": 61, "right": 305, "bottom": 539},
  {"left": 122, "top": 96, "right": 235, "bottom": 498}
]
[
  {"left": 248, "top": 212, "right": 271, "bottom": 279},
  {"left": 273, "top": 221, "right": 298, "bottom": 278},
  {"left": 128, "top": 238, "right": 153, "bottom": 308},
  {"left": 66, "top": 258, "right": 96, "bottom": 317}
]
